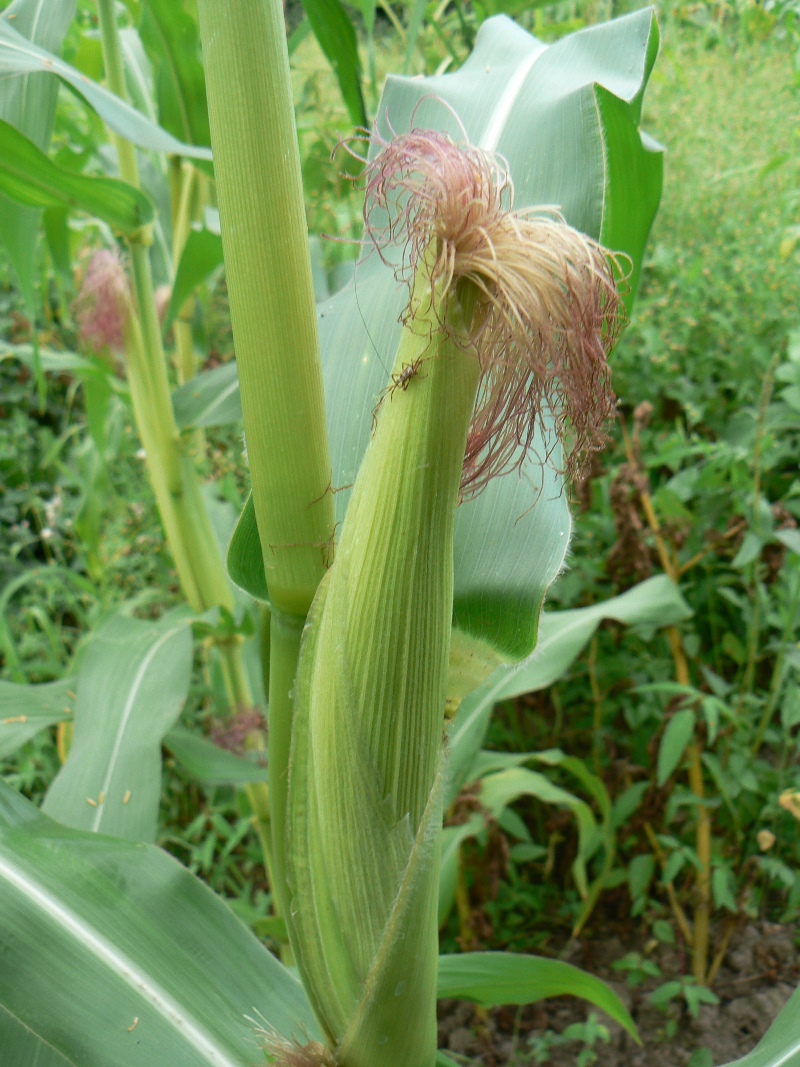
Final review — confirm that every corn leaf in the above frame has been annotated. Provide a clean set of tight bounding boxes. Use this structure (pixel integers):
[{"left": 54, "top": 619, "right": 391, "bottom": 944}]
[
  {"left": 719, "top": 985, "right": 800, "bottom": 1066},
  {"left": 0, "top": 678, "right": 73, "bottom": 759},
  {"left": 437, "top": 952, "right": 638, "bottom": 1040},
  {"left": 164, "top": 726, "right": 268, "bottom": 786},
  {"left": 0, "top": 782, "right": 317, "bottom": 1065},
  {"left": 42, "top": 612, "right": 193, "bottom": 843},
  {"left": 0, "top": 118, "right": 153, "bottom": 232},
  {"left": 0, "top": 20, "right": 212, "bottom": 161},
  {"left": 300, "top": 0, "right": 367, "bottom": 127},
  {"left": 0, "top": 0, "right": 75, "bottom": 331},
  {"left": 164, "top": 225, "right": 223, "bottom": 335},
  {"left": 119, "top": 27, "right": 157, "bottom": 124},
  {"left": 139, "top": 1, "right": 210, "bottom": 148},
  {"left": 0, "top": 1006, "right": 72, "bottom": 1067},
  {"left": 446, "top": 575, "right": 691, "bottom": 802},
  {"left": 227, "top": 11, "right": 663, "bottom": 663}
]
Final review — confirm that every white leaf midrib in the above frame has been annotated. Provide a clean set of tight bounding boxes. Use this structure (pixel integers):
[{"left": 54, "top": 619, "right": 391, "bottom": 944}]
[
  {"left": 0, "top": 851, "right": 243, "bottom": 1067},
  {"left": 92, "top": 623, "right": 186, "bottom": 831}
]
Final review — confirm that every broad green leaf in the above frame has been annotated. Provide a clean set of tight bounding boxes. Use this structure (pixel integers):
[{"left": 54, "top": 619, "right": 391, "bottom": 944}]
[
  {"left": 0, "top": 118, "right": 153, "bottom": 232},
  {"left": 446, "top": 575, "right": 692, "bottom": 803},
  {"left": 164, "top": 726, "right": 268, "bottom": 786},
  {"left": 164, "top": 225, "right": 223, "bottom": 335},
  {"left": 437, "top": 952, "right": 638, "bottom": 1040},
  {"left": 657, "top": 707, "right": 696, "bottom": 786},
  {"left": 0, "top": 342, "right": 104, "bottom": 376},
  {"left": 42, "top": 612, "right": 193, "bottom": 842},
  {"left": 0, "top": 1006, "right": 72, "bottom": 1067},
  {"left": 119, "top": 27, "right": 157, "bottom": 124},
  {"left": 438, "top": 816, "right": 483, "bottom": 927},
  {"left": 140, "top": 1, "right": 210, "bottom": 148},
  {"left": 228, "top": 494, "right": 269, "bottom": 602},
  {"left": 0, "top": 0, "right": 76, "bottom": 316},
  {"left": 172, "top": 361, "right": 239, "bottom": 430},
  {"left": 719, "top": 984, "right": 800, "bottom": 1066},
  {"left": 42, "top": 203, "right": 70, "bottom": 277},
  {"left": 0, "top": 20, "right": 213, "bottom": 161},
  {"left": 301, "top": 0, "right": 367, "bottom": 127},
  {"left": 491, "top": 576, "right": 692, "bottom": 702},
  {"left": 227, "top": 12, "right": 663, "bottom": 663},
  {"left": 0, "top": 782, "right": 317, "bottom": 1065},
  {"left": 0, "top": 678, "right": 73, "bottom": 759}
]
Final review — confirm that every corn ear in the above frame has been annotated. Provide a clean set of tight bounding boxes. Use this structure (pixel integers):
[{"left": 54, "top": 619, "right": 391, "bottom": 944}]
[{"left": 286, "top": 253, "right": 480, "bottom": 1067}]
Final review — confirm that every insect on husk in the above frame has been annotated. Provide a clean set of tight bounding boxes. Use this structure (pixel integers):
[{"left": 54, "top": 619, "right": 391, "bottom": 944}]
[
  {"left": 390, "top": 356, "right": 426, "bottom": 396},
  {"left": 372, "top": 356, "right": 428, "bottom": 433}
]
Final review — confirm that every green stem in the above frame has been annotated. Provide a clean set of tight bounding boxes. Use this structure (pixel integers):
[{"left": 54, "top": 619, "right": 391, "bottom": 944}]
[
  {"left": 95, "top": 4, "right": 263, "bottom": 805},
  {"left": 96, "top": 0, "right": 235, "bottom": 616},
  {"left": 197, "top": 0, "right": 335, "bottom": 619},
  {"left": 172, "top": 162, "right": 198, "bottom": 386}
]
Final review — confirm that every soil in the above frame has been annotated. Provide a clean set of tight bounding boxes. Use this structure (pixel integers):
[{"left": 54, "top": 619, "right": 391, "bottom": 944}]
[{"left": 437, "top": 921, "right": 799, "bottom": 1066}]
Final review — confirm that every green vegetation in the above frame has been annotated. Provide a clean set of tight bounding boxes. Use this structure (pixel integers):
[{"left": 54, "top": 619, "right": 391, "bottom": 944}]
[{"left": 0, "top": 0, "right": 799, "bottom": 1064}]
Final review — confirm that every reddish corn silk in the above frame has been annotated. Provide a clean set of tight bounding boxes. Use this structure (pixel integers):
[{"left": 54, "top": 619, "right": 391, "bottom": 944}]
[
  {"left": 355, "top": 127, "right": 626, "bottom": 496},
  {"left": 74, "top": 248, "right": 132, "bottom": 354}
]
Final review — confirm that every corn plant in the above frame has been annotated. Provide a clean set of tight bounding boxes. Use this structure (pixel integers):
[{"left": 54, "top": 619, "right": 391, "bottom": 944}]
[{"left": 1, "top": 1, "right": 800, "bottom": 1065}]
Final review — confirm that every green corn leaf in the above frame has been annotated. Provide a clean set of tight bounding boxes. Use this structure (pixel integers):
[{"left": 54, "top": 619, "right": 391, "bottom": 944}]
[
  {"left": 0, "top": 19, "right": 212, "bottom": 161},
  {"left": 42, "top": 612, "right": 193, "bottom": 843},
  {"left": 227, "top": 11, "right": 663, "bottom": 664},
  {"left": 0, "top": 678, "right": 73, "bottom": 759},
  {"left": 0, "top": 343, "right": 95, "bottom": 374},
  {"left": 164, "top": 224, "right": 223, "bottom": 335},
  {"left": 0, "top": 118, "right": 153, "bottom": 232},
  {"left": 164, "top": 726, "right": 268, "bottom": 786},
  {"left": 0, "top": 0, "right": 75, "bottom": 396},
  {"left": 482, "top": 767, "right": 597, "bottom": 897},
  {"left": 718, "top": 984, "right": 800, "bottom": 1066},
  {"left": 140, "top": 1, "right": 210, "bottom": 148},
  {"left": 119, "top": 26, "right": 157, "bottom": 124},
  {"left": 437, "top": 952, "right": 638, "bottom": 1040},
  {"left": 438, "top": 817, "right": 483, "bottom": 927},
  {"left": 301, "top": 0, "right": 367, "bottom": 127},
  {"left": 172, "top": 363, "right": 239, "bottom": 431},
  {"left": 446, "top": 575, "right": 692, "bottom": 804},
  {"left": 0, "top": 782, "right": 317, "bottom": 1065},
  {"left": 0, "top": 1005, "right": 72, "bottom": 1067}
]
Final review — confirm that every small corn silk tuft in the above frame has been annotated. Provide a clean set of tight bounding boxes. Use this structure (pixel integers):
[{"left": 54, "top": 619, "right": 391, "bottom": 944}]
[
  {"left": 356, "top": 125, "right": 625, "bottom": 494},
  {"left": 259, "top": 1029, "right": 337, "bottom": 1067},
  {"left": 73, "top": 247, "right": 132, "bottom": 354}
]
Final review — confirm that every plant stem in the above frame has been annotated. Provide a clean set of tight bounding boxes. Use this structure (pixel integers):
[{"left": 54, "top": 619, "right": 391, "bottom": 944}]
[
  {"left": 197, "top": 0, "right": 335, "bottom": 925},
  {"left": 197, "top": 0, "right": 335, "bottom": 619},
  {"left": 96, "top": 4, "right": 271, "bottom": 873},
  {"left": 96, "top": 0, "right": 231, "bottom": 615},
  {"left": 171, "top": 161, "right": 199, "bottom": 387}
]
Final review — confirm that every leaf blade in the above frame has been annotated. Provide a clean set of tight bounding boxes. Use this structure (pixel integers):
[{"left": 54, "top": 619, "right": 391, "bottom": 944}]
[
  {"left": 437, "top": 951, "right": 638, "bottom": 1040},
  {"left": 0, "top": 782, "right": 317, "bottom": 1065},
  {"left": 0, "top": 118, "right": 153, "bottom": 233},
  {"left": 42, "top": 612, "right": 193, "bottom": 842}
]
